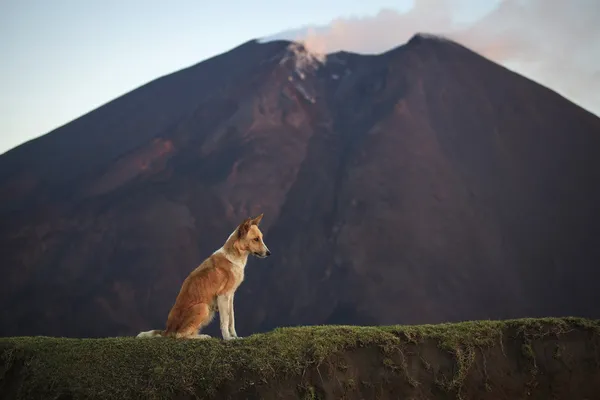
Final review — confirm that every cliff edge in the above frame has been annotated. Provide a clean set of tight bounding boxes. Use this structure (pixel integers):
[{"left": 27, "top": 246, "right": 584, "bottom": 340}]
[{"left": 1, "top": 317, "right": 599, "bottom": 399}]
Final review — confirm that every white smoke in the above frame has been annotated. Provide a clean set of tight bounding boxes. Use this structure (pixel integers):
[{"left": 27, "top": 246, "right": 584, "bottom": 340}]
[
  {"left": 278, "top": 39, "right": 326, "bottom": 73},
  {"left": 262, "top": 0, "right": 600, "bottom": 116}
]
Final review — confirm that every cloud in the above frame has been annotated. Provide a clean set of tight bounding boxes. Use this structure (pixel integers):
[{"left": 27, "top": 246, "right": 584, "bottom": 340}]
[{"left": 263, "top": 0, "right": 600, "bottom": 116}]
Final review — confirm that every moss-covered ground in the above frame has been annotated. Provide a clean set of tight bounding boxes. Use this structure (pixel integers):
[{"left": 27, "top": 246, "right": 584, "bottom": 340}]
[{"left": 1, "top": 317, "right": 599, "bottom": 399}]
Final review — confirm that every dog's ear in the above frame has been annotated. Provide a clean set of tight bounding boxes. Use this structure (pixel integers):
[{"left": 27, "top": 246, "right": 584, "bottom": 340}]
[
  {"left": 250, "top": 213, "right": 264, "bottom": 226},
  {"left": 237, "top": 217, "right": 252, "bottom": 238}
]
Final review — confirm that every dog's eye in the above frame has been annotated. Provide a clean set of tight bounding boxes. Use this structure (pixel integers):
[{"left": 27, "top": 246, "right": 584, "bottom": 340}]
[{"left": 254, "top": 237, "right": 260, "bottom": 242}]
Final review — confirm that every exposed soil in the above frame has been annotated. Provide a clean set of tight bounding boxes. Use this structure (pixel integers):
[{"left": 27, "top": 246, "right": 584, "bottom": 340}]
[{"left": 1, "top": 318, "right": 598, "bottom": 399}]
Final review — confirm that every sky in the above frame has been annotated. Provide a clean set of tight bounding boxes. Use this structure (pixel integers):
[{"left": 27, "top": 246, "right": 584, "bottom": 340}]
[{"left": 1, "top": 0, "right": 599, "bottom": 155}]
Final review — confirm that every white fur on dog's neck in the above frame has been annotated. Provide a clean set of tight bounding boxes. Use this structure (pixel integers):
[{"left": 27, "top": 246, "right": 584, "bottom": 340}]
[
  {"left": 215, "top": 247, "right": 248, "bottom": 269},
  {"left": 213, "top": 228, "right": 248, "bottom": 269}
]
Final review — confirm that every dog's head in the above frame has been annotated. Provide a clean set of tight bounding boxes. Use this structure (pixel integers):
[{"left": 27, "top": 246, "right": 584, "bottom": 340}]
[{"left": 236, "top": 214, "right": 271, "bottom": 258}]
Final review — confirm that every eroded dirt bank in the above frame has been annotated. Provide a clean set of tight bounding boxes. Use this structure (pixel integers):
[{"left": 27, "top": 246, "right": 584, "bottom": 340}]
[{"left": 1, "top": 318, "right": 599, "bottom": 399}]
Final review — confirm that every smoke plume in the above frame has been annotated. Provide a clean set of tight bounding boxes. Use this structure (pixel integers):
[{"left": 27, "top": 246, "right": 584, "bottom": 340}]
[{"left": 263, "top": 0, "right": 600, "bottom": 116}]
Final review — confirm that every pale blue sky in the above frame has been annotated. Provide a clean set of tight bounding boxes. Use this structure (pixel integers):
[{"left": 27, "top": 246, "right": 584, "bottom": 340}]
[
  {"left": 2, "top": 0, "right": 596, "bottom": 156},
  {"left": 0, "top": 0, "right": 407, "bottom": 155}
]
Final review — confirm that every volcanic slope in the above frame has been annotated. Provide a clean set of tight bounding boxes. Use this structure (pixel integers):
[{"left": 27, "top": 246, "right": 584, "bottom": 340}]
[{"left": 1, "top": 34, "right": 599, "bottom": 338}]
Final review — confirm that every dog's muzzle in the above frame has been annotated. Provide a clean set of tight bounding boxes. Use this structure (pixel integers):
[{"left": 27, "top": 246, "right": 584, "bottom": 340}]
[{"left": 255, "top": 250, "right": 271, "bottom": 258}]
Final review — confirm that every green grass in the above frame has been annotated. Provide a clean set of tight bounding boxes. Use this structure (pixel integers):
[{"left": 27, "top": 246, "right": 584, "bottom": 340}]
[{"left": 0, "top": 317, "right": 598, "bottom": 399}]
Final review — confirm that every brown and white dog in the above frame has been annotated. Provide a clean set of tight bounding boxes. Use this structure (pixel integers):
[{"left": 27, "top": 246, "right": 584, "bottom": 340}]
[{"left": 136, "top": 214, "right": 270, "bottom": 340}]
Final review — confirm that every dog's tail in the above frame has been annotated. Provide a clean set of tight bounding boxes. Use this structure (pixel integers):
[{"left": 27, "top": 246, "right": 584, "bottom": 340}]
[{"left": 136, "top": 329, "right": 164, "bottom": 339}]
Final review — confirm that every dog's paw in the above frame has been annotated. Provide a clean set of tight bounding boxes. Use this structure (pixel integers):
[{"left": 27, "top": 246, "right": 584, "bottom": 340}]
[{"left": 189, "top": 334, "right": 211, "bottom": 340}]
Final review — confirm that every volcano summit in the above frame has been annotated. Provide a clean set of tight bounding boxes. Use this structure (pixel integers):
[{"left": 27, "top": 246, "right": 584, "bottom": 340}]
[{"left": 1, "top": 34, "right": 599, "bottom": 338}]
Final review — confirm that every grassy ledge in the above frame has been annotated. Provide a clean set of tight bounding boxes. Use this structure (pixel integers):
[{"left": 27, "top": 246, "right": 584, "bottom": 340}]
[{"left": 1, "top": 317, "right": 599, "bottom": 399}]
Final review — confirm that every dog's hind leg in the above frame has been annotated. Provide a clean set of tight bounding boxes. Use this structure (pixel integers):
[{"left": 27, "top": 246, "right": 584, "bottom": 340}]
[
  {"left": 191, "top": 308, "right": 215, "bottom": 339},
  {"left": 174, "top": 303, "right": 212, "bottom": 339}
]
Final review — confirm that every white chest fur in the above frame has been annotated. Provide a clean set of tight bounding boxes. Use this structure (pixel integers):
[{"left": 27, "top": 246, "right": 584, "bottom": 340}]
[
  {"left": 229, "top": 263, "right": 245, "bottom": 288},
  {"left": 214, "top": 247, "right": 246, "bottom": 290}
]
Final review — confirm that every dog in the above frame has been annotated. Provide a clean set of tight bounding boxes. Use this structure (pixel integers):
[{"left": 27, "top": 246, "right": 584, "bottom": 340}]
[{"left": 136, "top": 214, "right": 270, "bottom": 340}]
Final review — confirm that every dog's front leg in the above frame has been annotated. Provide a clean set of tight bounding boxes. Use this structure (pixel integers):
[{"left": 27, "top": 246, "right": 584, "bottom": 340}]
[
  {"left": 228, "top": 293, "right": 240, "bottom": 338},
  {"left": 217, "top": 295, "right": 233, "bottom": 340}
]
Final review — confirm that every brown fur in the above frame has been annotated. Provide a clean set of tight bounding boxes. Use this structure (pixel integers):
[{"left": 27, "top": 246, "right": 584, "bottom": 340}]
[{"left": 137, "top": 214, "right": 270, "bottom": 340}]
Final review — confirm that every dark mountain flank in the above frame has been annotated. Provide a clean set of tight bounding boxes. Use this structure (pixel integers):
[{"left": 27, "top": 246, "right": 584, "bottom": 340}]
[{"left": 1, "top": 34, "right": 599, "bottom": 338}]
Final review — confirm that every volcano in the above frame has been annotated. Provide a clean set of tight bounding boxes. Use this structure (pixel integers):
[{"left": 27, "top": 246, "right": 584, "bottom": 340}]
[{"left": 1, "top": 34, "right": 599, "bottom": 338}]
